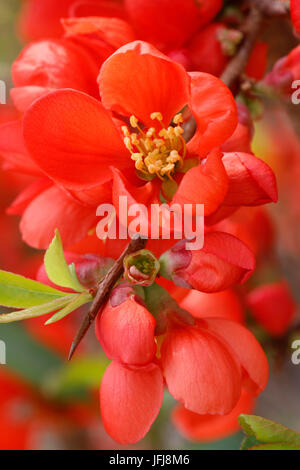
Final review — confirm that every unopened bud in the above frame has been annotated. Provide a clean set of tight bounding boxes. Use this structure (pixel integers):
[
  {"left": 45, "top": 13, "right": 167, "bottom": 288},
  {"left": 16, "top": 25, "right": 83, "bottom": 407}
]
[{"left": 123, "top": 249, "right": 160, "bottom": 287}]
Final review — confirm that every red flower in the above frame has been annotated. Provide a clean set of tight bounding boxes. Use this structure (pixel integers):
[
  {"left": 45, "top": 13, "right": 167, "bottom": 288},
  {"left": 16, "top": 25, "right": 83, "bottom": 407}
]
[
  {"left": 172, "top": 388, "right": 255, "bottom": 442},
  {"left": 18, "top": 0, "right": 223, "bottom": 55},
  {"left": 12, "top": 16, "right": 136, "bottom": 113},
  {"left": 246, "top": 281, "right": 296, "bottom": 336},
  {"left": 160, "top": 316, "right": 268, "bottom": 414},
  {"left": 21, "top": 41, "right": 238, "bottom": 248},
  {"left": 159, "top": 232, "right": 256, "bottom": 293},
  {"left": 94, "top": 281, "right": 268, "bottom": 443}
]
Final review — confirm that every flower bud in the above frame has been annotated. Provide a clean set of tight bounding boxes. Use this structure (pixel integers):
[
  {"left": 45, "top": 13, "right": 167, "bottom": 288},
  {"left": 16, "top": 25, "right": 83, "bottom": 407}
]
[
  {"left": 123, "top": 249, "right": 160, "bottom": 287},
  {"left": 159, "top": 232, "right": 255, "bottom": 293}
]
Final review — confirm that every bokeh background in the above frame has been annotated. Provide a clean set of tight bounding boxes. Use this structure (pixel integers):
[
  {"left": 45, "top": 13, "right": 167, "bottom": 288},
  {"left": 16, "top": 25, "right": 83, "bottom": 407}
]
[{"left": 0, "top": 0, "right": 300, "bottom": 450}]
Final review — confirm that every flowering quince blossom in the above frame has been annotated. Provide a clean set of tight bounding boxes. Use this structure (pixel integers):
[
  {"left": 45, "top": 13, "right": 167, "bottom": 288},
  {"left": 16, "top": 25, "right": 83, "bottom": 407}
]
[
  {"left": 0, "top": 40, "right": 277, "bottom": 252},
  {"left": 94, "top": 282, "right": 268, "bottom": 444}
]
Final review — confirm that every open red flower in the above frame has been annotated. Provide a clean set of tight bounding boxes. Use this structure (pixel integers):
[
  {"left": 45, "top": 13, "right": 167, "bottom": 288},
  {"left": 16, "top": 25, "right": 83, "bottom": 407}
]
[
  {"left": 21, "top": 40, "right": 238, "bottom": 248},
  {"left": 160, "top": 315, "right": 268, "bottom": 414}
]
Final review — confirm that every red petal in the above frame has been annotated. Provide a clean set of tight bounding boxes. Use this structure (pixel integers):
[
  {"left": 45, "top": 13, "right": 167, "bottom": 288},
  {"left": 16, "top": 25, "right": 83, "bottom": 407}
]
[
  {"left": 161, "top": 323, "right": 241, "bottom": 414},
  {"left": 203, "top": 318, "right": 269, "bottom": 395},
  {"left": 180, "top": 289, "right": 244, "bottom": 324},
  {"left": 70, "top": 0, "right": 126, "bottom": 19},
  {"left": 245, "top": 42, "right": 268, "bottom": 80},
  {"left": 124, "top": 0, "right": 222, "bottom": 51},
  {"left": 0, "top": 120, "right": 41, "bottom": 175},
  {"left": 7, "top": 178, "right": 52, "bottom": 216},
  {"left": 172, "top": 232, "right": 256, "bottom": 292},
  {"left": 62, "top": 17, "right": 136, "bottom": 50},
  {"left": 246, "top": 282, "right": 296, "bottom": 336},
  {"left": 23, "top": 89, "right": 129, "bottom": 189},
  {"left": 222, "top": 152, "right": 278, "bottom": 206},
  {"left": 12, "top": 39, "right": 99, "bottom": 105},
  {"left": 187, "top": 72, "right": 238, "bottom": 156},
  {"left": 99, "top": 41, "right": 190, "bottom": 128},
  {"left": 100, "top": 361, "right": 163, "bottom": 444},
  {"left": 17, "top": 0, "right": 75, "bottom": 40},
  {"left": 291, "top": 0, "right": 300, "bottom": 33},
  {"left": 95, "top": 294, "right": 157, "bottom": 365},
  {"left": 20, "top": 185, "right": 98, "bottom": 249},
  {"left": 173, "top": 389, "right": 255, "bottom": 442},
  {"left": 172, "top": 148, "right": 228, "bottom": 216}
]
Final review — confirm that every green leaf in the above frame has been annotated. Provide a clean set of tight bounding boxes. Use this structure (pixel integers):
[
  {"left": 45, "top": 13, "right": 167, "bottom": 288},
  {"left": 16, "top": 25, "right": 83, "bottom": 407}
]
[
  {"left": 44, "top": 229, "right": 86, "bottom": 293},
  {"left": 250, "top": 443, "right": 300, "bottom": 450},
  {"left": 239, "top": 415, "right": 300, "bottom": 448},
  {"left": 0, "top": 269, "right": 67, "bottom": 308},
  {"left": 0, "top": 295, "right": 77, "bottom": 323},
  {"left": 45, "top": 292, "right": 92, "bottom": 325}
]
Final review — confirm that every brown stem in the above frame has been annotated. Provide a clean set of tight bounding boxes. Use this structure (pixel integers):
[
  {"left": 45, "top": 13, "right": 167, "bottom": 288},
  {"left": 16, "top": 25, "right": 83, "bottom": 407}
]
[
  {"left": 250, "top": 0, "right": 289, "bottom": 17},
  {"left": 68, "top": 236, "right": 147, "bottom": 360},
  {"left": 183, "top": 6, "right": 263, "bottom": 142},
  {"left": 221, "top": 7, "right": 263, "bottom": 87}
]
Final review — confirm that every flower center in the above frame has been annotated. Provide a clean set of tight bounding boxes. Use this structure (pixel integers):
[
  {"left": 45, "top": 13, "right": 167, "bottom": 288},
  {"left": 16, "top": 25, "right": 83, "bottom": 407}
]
[{"left": 122, "top": 112, "right": 187, "bottom": 181}]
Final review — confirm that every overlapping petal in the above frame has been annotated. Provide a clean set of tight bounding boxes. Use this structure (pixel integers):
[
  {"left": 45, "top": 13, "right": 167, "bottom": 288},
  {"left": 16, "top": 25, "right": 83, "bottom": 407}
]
[
  {"left": 23, "top": 89, "right": 129, "bottom": 189},
  {"left": 20, "top": 185, "right": 98, "bottom": 249},
  {"left": 100, "top": 361, "right": 164, "bottom": 444},
  {"left": 99, "top": 41, "right": 190, "bottom": 128},
  {"left": 95, "top": 288, "right": 157, "bottom": 365},
  {"left": 161, "top": 322, "right": 242, "bottom": 414},
  {"left": 187, "top": 72, "right": 238, "bottom": 156},
  {"left": 124, "top": 0, "right": 223, "bottom": 51},
  {"left": 172, "top": 149, "right": 228, "bottom": 216},
  {"left": 222, "top": 152, "right": 278, "bottom": 206},
  {"left": 203, "top": 318, "right": 269, "bottom": 395}
]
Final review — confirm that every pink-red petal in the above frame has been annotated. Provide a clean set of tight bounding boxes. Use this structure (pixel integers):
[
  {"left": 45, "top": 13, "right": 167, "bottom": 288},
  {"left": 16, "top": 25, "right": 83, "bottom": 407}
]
[
  {"left": 100, "top": 361, "right": 164, "bottom": 444},
  {"left": 99, "top": 41, "right": 190, "bottom": 128},
  {"left": 23, "top": 89, "right": 129, "bottom": 189}
]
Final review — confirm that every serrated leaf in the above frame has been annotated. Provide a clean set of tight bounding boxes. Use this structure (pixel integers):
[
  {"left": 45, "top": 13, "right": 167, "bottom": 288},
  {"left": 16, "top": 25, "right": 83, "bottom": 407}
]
[
  {"left": 239, "top": 415, "right": 300, "bottom": 447},
  {"left": 0, "top": 269, "right": 66, "bottom": 308},
  {"left": 0, "top": 295, "right": 76, "bottom": 323},
  {"left": 45, "top": 292, "right": 92, "bottom": 325},
  {"left": 44, "top": 229, "right": 86, "bottom": 293}
]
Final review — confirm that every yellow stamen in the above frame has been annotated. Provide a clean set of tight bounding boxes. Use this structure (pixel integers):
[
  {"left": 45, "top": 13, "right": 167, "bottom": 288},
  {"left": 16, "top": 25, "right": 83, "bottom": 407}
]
[{"left": 122, "top": 112, "right": 187, "bottom": 181}]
